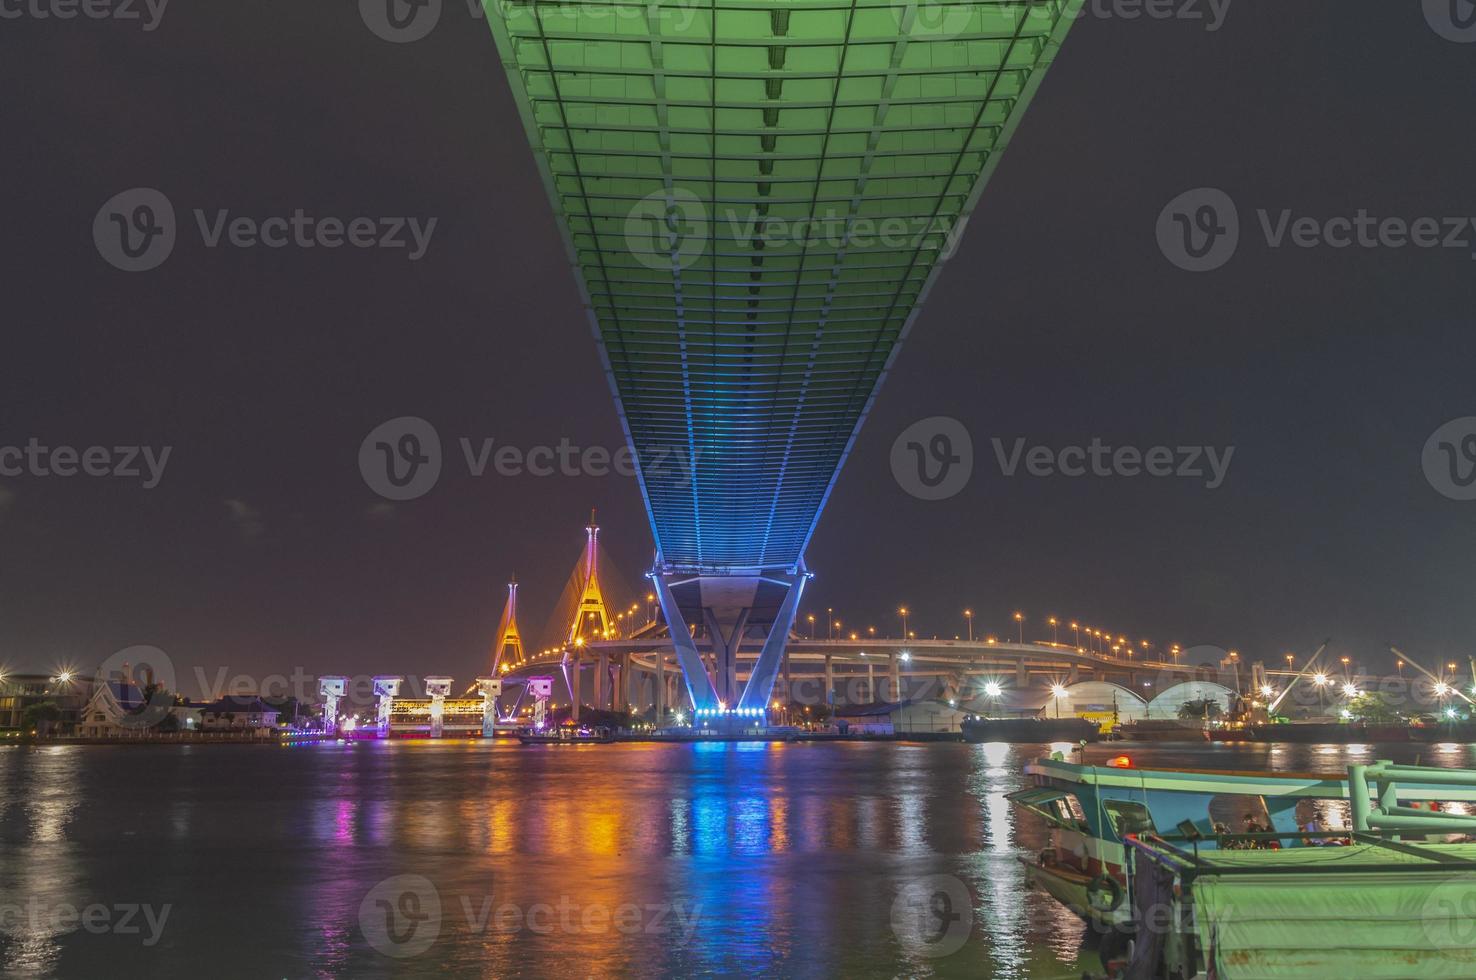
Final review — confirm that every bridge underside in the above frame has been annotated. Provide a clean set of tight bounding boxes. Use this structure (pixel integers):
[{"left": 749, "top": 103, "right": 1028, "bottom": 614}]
[{"left": 486, "top": 0, "right": 1084, "bottom": 715}]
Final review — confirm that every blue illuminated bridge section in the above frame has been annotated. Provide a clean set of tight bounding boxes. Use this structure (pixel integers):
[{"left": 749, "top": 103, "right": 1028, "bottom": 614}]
[{"left": 487, "top": 0, "right": 1084, "bottom": 572}]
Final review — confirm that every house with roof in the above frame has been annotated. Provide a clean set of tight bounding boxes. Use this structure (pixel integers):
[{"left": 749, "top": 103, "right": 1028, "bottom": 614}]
[
  {"left": 78, "top": 679, "right": 200, "bottom": 737},
  {"left": 197, "top": 696, "right": 280, "bottom": 735}
]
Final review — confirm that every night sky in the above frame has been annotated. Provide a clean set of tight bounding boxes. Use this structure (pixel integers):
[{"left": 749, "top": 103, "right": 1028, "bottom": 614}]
[{"left": 2, "top": 1, "right": 1474, "bottom": 694}]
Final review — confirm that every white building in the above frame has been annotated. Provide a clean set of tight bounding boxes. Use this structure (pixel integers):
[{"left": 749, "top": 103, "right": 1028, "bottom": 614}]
[{"left": 78, "top": 680, "right": 199, "bottom": 737}]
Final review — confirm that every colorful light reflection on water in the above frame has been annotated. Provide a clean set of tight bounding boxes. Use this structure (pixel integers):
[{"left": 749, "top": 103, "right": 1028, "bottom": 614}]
[{"left": 2, "top": 739, "right": 1475, "bottom": 977}]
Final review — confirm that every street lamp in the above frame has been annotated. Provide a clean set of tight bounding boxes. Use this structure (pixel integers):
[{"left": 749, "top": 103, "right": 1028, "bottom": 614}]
[
  {"left": 1070, "top": 622, "right": 1080, "bottom": 646},
  {"left": 827, "top": 607, "right": 834, "bottom": 640},
  {"left": 1048, "top": 617, "right": 1058, "bottom": 644},
  {"left": 899, "top": 607, "right": 909, "bottom": 638},
  {"left": 807, "top": 614, "right": 816, "bottom": 640},
  {"left": 1013, "top": 611, "right": 1024, "bottom": 644},
  {"left": 964, "top": 609, "right": 974, "bottom": 643}
]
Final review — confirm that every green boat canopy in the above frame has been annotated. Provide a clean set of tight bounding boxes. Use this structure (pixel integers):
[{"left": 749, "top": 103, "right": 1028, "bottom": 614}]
[{"left": 1189, "top": 843, "right": 1476, "bottom": 979}]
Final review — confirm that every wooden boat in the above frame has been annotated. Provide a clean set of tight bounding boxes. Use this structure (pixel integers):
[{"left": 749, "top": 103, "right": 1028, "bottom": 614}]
[
  {"left": 1008, "top": 756, "right": 1476, "bottom": 934},
  {"left": 517, "top": 725, "right": 614, "bottom": 744},
  {"left": 1117, "top": 762, "right": 1476, "bottom": 978}
]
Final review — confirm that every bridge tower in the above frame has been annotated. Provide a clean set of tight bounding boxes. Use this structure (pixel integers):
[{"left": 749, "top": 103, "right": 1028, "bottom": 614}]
[
  {"left": 568, "top": 512, "right": 612, "bottom": 643},
  {"left": 563, "top": 512, "right": 615, "bottom": 721},
  {"left": 490, "top": 578, "right": 524, "bottom": 674}
]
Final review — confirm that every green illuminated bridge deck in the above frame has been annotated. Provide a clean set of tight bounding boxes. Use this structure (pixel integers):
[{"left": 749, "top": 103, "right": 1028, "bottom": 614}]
[{"left": 487, "top": 0, "right": 1082, "bottom": 572}]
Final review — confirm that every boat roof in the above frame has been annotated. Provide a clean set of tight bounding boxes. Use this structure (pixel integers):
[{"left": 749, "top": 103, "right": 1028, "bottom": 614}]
[{"left": 1026, "top": 759, "right": 1476, "bottom": 802}]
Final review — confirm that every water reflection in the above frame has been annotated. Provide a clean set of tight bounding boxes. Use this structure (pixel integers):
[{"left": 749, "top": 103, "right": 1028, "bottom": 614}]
[{"left": 3, "top": 739, "right": 1476, "bottom": 978}]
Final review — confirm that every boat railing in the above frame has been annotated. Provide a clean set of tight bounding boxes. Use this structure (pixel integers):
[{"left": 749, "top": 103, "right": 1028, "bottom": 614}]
[
  {"left": 1127, "top": 829, "right": 1476, "bottom": 887},
  {"left": 1350, "top": 760, "right": 1476, "bottom": 835}
]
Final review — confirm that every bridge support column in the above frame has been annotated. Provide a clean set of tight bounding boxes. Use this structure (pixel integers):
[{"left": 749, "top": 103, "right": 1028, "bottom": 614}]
[
  {"left": 1017, "top": 662, "right": 1029, "bottom": 688},
  {"left": 736, "top": 571, "right": 808, "bottom": 714},
  {"left": 890, "top": 653, "right": 901, "bottom": 703},
  {"left": 650, "top": 572, "right": 720, "bottom": 712},
  {"left": 824, "top": 654, "right": 833, "bottom": 713},
  {"left": 655, "top": 654, "right": 665, "bottom": 721},
  {"left": 867, "top": 663, "right": 875, "bottom": 703},
  {"left": 704, "top": 609, "right": 750, "bottom": 707},
  {"left": 596, "top": 651, "right": 609, "bottom": 710}
]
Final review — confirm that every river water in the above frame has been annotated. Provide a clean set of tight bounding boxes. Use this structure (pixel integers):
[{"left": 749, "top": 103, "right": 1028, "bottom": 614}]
[{"left": 2, "top": 739, "right": 1474, "bottom": 979}]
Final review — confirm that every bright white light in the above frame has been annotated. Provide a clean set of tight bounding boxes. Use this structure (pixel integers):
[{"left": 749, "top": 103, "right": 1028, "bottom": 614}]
[
  {"left": 1342, "top": 683, "right": 1359, "bottom": 698},
  {"left": 1340, "top": 709, "right": 1352, "bottom": 719},
  {"left": 1435, "top": 682, "right": 1451, "bottom": 697},
  {"left": 984, "top": 682, "right": 1002, "bottom": 698},
  {"left": 900, "top": 652, "right": 911, "bottom": 662},
  {"left": 1313, "top": 673, "right": 1329, "bottom": 686},
  {"left": 1260, "top": 685, "right": 1274, "bottom": 698},
  {"left": 1051, "top": 684, "right": 1068, "bottom": 698},
  {"left": 1447, "top": 708, "right": 1459, "bottom": 719}
]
